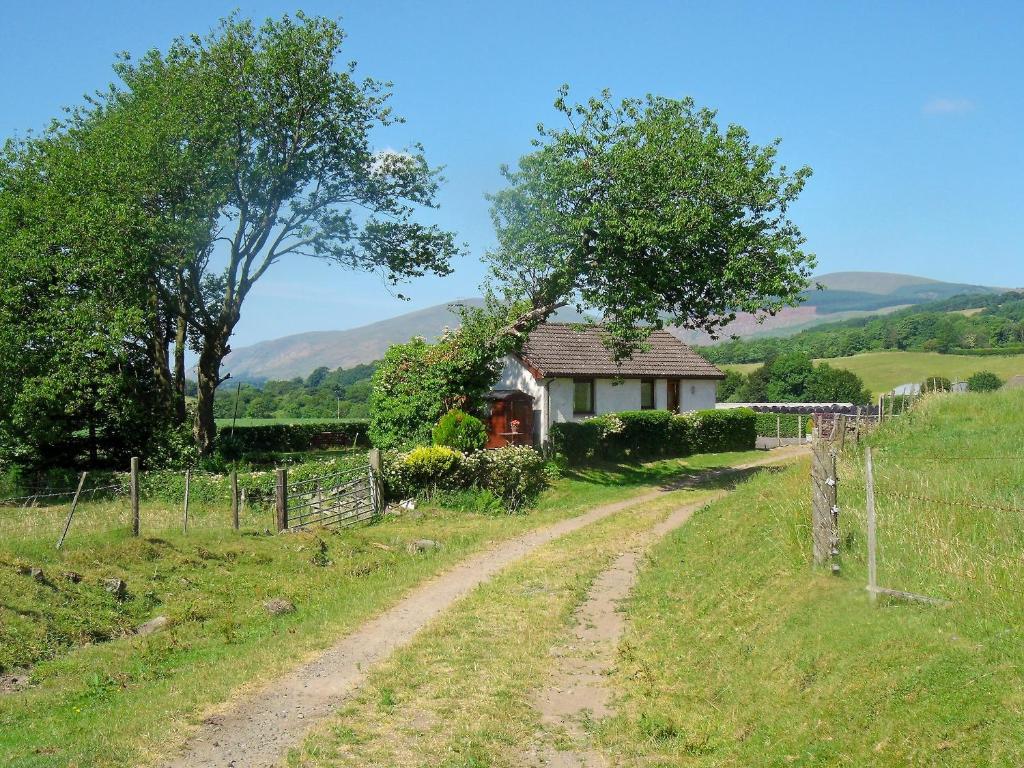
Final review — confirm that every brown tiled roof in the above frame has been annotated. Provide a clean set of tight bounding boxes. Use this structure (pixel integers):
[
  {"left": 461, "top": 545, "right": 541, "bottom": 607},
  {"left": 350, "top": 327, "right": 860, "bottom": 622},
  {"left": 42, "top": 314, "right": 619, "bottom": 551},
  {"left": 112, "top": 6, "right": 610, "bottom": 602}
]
[{"left": 518, "top": 323, "right": 724, "bottom": 379}]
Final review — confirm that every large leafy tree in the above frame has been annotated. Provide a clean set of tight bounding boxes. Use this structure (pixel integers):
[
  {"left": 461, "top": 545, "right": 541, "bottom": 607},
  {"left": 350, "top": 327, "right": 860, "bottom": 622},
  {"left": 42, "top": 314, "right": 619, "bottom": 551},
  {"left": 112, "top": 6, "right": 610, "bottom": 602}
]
[
  {"left": 486, "top": 88, "right": 816, "bottom": 355},
  {"left": 117, "top": 13, "right": 460, "bottom": 453},
  {"left": 0, "top": 124, "right": 175, "bottom": 467}
]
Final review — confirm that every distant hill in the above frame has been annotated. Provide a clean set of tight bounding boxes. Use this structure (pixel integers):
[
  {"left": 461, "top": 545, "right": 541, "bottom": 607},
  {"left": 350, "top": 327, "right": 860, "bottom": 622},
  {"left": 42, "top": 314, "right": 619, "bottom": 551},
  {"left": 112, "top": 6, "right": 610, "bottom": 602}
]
[
  {"left": 223, "top": 272, "right": 1007, "bottom": 381},
  {"left": 803, "top": 272, "right": 998, "bottom": 314},
  {"left": 223, "top": 299, "right": 483, "bottom": 382},
  {"left": 701, "top": 289, "right": 1024, "bottom": 365}
]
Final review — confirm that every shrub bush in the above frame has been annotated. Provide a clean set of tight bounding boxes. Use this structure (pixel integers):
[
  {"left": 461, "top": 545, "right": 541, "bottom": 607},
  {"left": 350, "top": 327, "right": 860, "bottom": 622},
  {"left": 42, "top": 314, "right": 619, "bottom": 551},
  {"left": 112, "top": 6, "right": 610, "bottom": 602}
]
[
  {"left": 685, "top": 409, "right": 757, "bottom": 453},
  {"left": 432, "top": 409, "right": 487, "bottom": 452},
  {"left": 466, "top": 445, "right": 551, "bottom": 513},
  {"left": 967, "top": 370, "right": 1004, "bottom": 392},
  {"left": 381, "top": 444, "right": 550, "bottom": 512},
  {"left": 549, "top": 421, "right": 602, "bottom": 463},
  {"left": 551, "top": 408, "right": 756, "bottom": 463},
  {"left": 753, "top": 412, "right": 814, "bottom": 439},
  {"left": 603, "top": 411, "right": 676, "bottom": 458},
  {"left": 381, "top": 445, "right": 467, "bottom": 500}
]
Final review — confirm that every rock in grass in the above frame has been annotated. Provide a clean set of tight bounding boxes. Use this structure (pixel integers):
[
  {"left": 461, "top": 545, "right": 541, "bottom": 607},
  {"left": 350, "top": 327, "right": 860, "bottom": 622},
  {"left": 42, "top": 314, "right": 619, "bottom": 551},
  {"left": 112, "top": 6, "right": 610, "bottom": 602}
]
[
  {"left": 406, "top": 539, "right": 441, "bottom": 554},
  {"left": 104, "top": 578, "right": 127, "bottom": 600},
  {"left": 263, "top": 598, "right": 296, "bottom": 616},
  {"left": 29, "top": 567, "right": 46, "bottom": 583},
  {"left": 136, "top": 616, "right": 170, "bottom": 636},
  {"left": 63, "top": 571, "right": 82, "bottom": 583}
]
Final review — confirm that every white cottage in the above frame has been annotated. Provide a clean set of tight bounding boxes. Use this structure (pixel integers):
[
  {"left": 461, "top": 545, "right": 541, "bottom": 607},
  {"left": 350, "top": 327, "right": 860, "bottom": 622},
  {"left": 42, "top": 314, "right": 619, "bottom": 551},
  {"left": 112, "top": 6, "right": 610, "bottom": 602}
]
[{"left": 490, "top": 323, "right": 725, "bottom": 446}]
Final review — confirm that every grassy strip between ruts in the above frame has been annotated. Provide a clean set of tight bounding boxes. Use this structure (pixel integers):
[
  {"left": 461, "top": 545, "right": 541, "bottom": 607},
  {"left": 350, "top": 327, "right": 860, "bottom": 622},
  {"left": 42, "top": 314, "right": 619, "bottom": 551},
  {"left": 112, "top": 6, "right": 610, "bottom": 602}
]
[
  {"left": 0, "top": 449, "right": 763, "bottom": 768},
  {"left": 286, "top": 483, "right": 729, "bottom": 767}
]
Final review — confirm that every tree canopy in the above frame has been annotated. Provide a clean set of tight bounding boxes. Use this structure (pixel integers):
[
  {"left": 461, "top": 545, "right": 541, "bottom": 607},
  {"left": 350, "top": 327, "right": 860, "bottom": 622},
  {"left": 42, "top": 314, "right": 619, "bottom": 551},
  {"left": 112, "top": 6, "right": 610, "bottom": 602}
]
[
  {"left": 728, "top": 354, "right": 871, "bottom": 405},
  {"left": 485, "top": 88, "right": 815, "bottom": 356}
]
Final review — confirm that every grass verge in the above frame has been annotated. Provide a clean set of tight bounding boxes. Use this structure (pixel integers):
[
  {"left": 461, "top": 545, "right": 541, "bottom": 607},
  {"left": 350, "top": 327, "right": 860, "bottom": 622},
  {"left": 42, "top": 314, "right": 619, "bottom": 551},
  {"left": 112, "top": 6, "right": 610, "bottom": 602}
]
[{"left": 601, "top": 390, "right": 1024, "bottom": 765}]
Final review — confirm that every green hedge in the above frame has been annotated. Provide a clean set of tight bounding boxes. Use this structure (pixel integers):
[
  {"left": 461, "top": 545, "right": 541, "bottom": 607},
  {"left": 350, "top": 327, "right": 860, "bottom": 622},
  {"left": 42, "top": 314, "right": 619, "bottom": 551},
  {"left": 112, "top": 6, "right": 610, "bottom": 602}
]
[
  {"left": 754, "top": 413, "right": 815, "bottom": 439},
  {"left": 216, "top": 420, "right": 370, "bottom": 456},
  {"left": 947, "top": 346, "right": 1024, "bottom": 357},
  {"left": 550, "top": 408, "right": 756, "bottom": 463}
]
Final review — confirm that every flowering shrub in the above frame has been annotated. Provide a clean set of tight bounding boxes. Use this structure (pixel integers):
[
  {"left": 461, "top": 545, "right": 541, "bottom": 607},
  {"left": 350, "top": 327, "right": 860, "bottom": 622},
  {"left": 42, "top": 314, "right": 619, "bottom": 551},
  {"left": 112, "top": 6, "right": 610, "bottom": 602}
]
[
  {"left": 381, "top": 444, "right": 550, "bottom": 512},
  {"left": 465, "top": 445, "right": 550, "bottom": 513}
]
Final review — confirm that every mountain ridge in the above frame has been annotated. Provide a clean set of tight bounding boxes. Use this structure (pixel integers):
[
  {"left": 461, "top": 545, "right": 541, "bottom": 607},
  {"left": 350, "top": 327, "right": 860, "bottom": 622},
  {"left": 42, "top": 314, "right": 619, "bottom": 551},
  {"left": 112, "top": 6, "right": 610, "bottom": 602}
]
[{"left": 222, "top": 272, "right": 1004, "bottom": 381}]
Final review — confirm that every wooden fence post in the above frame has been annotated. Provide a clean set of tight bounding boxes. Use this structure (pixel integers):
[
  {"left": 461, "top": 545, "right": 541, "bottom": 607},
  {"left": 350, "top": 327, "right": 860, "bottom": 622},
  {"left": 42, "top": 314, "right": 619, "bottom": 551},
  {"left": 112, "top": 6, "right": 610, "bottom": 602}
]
[
  {"left": 56, "top": 471, "right": 87, "bottom": 550},
  {"left": 838, "top": 414, "right": 847, "bottom": 451},
  {"left": 810, "top": 442, "right": 840, "bottom": 572},
  {"left": 183, "top": 469, "right": 191, "bottom": 534},
  {"left": 130, "top": 457, "right": 140, "bottom": 537},
  {"left": 275, "top": 468, "right": 288, "bottom": 531},
  {"left": 776, "top": 415, "right": 782, "bottom": 447},
  {"left": 230, "top": 470, "right": 239, "bottom": 530},
  {"left": 798, "top": 414, "right": 803, "bottom": 443},
  {"left": 865, "top": 447, "right": 878, "bottom": 602},
  {"left": 368, "top": 448, "right": 383, "bottom": 515}
]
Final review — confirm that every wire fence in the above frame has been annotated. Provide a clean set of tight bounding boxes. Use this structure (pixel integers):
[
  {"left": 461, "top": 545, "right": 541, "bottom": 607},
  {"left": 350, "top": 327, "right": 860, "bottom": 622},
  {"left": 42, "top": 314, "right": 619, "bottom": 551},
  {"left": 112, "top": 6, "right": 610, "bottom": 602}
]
[
  {"left": 819, "top": 442, "right": 1024, "bottom": 615},
  {"left": 0, "top": 453, "right": 380, "bottom": 549}
]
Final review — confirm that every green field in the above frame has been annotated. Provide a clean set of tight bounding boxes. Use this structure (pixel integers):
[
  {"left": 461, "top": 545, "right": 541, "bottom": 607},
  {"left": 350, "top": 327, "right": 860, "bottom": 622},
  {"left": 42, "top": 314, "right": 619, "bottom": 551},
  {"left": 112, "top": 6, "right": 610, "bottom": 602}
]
[
  {"left": 214, "top": 417, "right": 366, "bottom": 427},
  {"left": 723, "top": 350, "right": 1024, "bottom": 397},
  {"left": 597, "top": 389, "right": 1024, "bottom": 765}
]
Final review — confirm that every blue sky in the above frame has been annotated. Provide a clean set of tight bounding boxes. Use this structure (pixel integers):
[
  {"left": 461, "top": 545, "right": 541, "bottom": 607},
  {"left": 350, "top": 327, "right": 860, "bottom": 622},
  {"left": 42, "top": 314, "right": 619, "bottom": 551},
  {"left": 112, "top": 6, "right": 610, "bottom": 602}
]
[{"left": 2, "top": 1, "right": 1022, "bottom": 348}]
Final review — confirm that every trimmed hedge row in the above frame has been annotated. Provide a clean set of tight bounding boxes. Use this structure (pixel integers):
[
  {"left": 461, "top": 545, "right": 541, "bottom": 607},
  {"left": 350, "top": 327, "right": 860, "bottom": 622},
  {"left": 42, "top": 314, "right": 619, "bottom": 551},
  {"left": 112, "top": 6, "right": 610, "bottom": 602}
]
[
  {"left": 754, "top": 413, "right": 813, "bottom": 439},
  {"left": 217, "top": 420, "right": 370, "bottom": 455},
  {"left": 550, "top": 408, "right": 757, "bottom": 463}
]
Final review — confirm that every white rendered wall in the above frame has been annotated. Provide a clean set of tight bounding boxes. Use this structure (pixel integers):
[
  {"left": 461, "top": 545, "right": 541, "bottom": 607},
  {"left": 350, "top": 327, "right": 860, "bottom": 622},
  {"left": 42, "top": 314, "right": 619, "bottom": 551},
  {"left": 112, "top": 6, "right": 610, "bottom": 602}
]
[
  {"left": 595, "top": 378, "right": 641, "bottom": 414},
  {"left": 680, "top": 379, "right": 717, "bottom": 412},
  {"left": 496, "top": 356, "right": 544, "bottom": 399},
  {"left": 548, "top": 378, "right": 575, "bottom": 428}
]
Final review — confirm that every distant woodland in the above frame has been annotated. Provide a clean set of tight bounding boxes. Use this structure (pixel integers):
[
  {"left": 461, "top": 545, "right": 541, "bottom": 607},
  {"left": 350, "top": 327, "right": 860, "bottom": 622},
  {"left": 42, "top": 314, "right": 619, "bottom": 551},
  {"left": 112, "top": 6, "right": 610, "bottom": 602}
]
[
  {"left": 211, "top": 364, "right": 376, "bottom": 421},
  {"left": 702, "top": 292, "right": 1024, "bottom": 364}
]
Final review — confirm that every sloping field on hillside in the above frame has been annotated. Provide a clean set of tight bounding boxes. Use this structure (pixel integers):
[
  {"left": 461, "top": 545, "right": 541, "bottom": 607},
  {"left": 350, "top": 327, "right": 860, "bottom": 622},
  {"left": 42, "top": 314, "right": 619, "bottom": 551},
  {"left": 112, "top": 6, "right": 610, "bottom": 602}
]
[
  {"left": 603, "top": 390, "right": 1024, "bottom": 765},
  {"left": 724, "top": 350, "right": 1024, "bottom": 396}
]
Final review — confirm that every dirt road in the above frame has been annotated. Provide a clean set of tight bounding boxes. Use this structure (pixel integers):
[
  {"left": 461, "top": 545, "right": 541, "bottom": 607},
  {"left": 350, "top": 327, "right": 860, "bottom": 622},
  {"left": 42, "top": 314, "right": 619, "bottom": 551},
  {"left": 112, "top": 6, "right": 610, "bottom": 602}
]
[{"left": 160, "top": 447, "right": 806, "bottom": 768}]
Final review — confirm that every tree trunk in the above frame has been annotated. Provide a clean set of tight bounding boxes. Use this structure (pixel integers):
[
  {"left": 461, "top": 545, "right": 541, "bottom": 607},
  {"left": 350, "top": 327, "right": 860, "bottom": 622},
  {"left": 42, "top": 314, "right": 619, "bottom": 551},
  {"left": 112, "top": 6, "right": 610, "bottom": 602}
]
[
  {"left": 149, "top": 284, "right": 176, "bottom": 414},
  {"left": 173, "top": 311, "right": 187, "bottom": 424},
  {"left": 193, "top": 328, "right": 231, "bottom": 455}
]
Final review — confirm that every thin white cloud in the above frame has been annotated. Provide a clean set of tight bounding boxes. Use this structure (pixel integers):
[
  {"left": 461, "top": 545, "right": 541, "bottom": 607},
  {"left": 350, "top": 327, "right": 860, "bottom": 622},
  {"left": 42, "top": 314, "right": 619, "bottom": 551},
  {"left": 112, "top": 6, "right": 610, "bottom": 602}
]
[{"left": 923, "top": 97, "right": 974, "bottom": 115}]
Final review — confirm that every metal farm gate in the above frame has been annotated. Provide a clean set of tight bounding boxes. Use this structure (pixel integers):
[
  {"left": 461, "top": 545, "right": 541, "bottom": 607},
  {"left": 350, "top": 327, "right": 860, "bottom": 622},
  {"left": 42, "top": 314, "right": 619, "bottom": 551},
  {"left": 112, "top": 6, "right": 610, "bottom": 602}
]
[{"left": 274, "top": 454, "right": 381, "bottom": 532}]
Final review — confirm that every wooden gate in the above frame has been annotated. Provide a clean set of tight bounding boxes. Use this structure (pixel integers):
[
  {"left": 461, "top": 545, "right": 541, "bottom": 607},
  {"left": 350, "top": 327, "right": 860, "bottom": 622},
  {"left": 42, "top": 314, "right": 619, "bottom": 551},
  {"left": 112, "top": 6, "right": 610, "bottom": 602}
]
[{"left": 275, "top": 458, "right": 379, "bottom": 531}]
